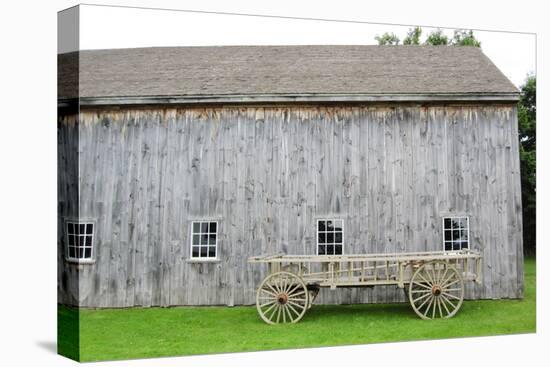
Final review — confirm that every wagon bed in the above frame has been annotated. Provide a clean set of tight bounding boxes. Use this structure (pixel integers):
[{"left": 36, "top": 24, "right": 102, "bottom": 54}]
[{"left": 248, "top": 249, "right": 483, "bottom": 324}]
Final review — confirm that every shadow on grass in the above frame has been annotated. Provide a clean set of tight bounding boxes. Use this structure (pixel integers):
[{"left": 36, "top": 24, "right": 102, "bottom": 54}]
[{"left": 304, "top": 302, "right": 415, "bottom": 322}]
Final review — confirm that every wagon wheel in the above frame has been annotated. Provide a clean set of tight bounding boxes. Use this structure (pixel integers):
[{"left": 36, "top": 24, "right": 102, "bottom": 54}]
[
  {"left": 256, "top": 271, "right": 309, "bottom": 325},
  {"left": 408, "top": 261, "right": 464, "bottom": 320}
]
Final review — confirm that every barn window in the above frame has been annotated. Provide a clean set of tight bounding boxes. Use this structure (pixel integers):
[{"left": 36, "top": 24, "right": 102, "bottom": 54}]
[
  {"left": 442, "top": 216, "right": 469, "bottom": 251},
  {"left": 65, "top": 221, "right": 94, "bottom": 262},
  {"left": 317, "top": 219, "right": 344, "bottom": 255},
  {"left": 190, "top": 221, "right": 218, "bottom": 259}
]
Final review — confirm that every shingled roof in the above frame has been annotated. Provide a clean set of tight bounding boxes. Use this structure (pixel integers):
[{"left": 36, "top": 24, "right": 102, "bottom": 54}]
[{"left": 58, "top": 45, "right": 519, "bottom": 105}]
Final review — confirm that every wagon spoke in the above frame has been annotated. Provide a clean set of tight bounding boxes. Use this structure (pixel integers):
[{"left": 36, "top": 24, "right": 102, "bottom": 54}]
[
  {"left": 423, "top": 297, "right": 435, "bottom": 317},
  {"left": 443, "top": 288, "right": 462, "bottom": 292},
  {"left": 417, "top": 272, "right": 432, "bottom": 286},
  {"left": 412, "top": 281, "right": 432, "bottom": 290},
  {"left": 259, "top": 300, "right": 276, "bottom": 308},
  {"left": 442, "top": 278, "right": 460, "bottom": 289},
  {"left": 442, "top": 291, "right": 461, "bottom": 301},
  {"left": 439, "top": 294, "right": 451, "bottom": 315},
  {"left": 431, "top": 297, "right": 437, "bottom": 319},
  {"left": 260, "top": 288, "right": 278, "bottom": 297},
  {"left": 413, "top": 293, "right": 432, "bottom": 305},
  {"left": 286, "top": 303, "right": 301, "bottom": 318},
  {"left": 437, "top": 297, "right": 443, "bottom": 318},
  {"left": 282, "top": 303, "right": 287, "bottom": 323}
]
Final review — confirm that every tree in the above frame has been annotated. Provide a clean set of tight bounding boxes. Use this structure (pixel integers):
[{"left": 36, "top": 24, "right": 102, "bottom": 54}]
[
  {"left": 424, "top": 29, "right": 449, "bottom": 45},
  {"left": 403, "top": 27, "right": 422, "bottom": 45},
  {"left": 518, "top": 75, "right": 536, "bottom": 255},
  {"left": 451, "top": 29, "right": 481, "bottom": 47},
  {"left": 375, "top": 32, "right": 400, "bottom": 45}
]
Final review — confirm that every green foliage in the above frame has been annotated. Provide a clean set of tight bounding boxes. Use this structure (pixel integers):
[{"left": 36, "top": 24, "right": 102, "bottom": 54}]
[
  {"left": 403, "top": 27, "right": 422, "bottom": 45},
  {"left": 518, "top": 76, "right": 536, "bottom": 255},
  {"left": 451, "top": 29, "right": 481, "bottom": 47},
  {"left": 64, "top": 258, "right": 536, "bottom": 361},
  {"left": 424, "top": 29, "right": 449, "bottom": 45},
  {"left": 375, "top": 32, "right": 400, "bottom": 45}
]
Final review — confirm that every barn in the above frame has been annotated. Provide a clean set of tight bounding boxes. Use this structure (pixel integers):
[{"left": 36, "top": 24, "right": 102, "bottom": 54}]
[{"left": 57, "top": 45, "right": 523, "bottom": 308}]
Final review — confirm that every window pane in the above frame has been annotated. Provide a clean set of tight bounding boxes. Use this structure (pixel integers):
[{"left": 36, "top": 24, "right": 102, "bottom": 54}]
[
  {"left": 192, "top": 235, "right": 200, "bottom": 246},
  {"left": 444, "top": 218, "right": 452, "bottom": 229},
  {"left": 85, "top": 236, "right": 92, "bottom": 247},
  {"left": 458, "top": 218, "right": 468, "bottom": 229},
  {"left": 444, "top": 242, "right": 452, "bottom": 251},
  {"left": 327, "top": 232, "right": 334, "bottom": 243},
  {"left": 208, "top": 234, "right": 216, "bottom": 245},
  {"left": 208, "top": 247, "right": 216, "bottom": 258},
  {"left": 209, "top": 222, "right": 217, "bottom": 233},
  {"left": 318, "top": 221, "right": 326, "bottom": 231},
  {"left": 451, "top": 219, "right": 461, "bottom": 230},
  {"left": 68, "top": 223, "right": 74, "bottom": 234},
  {"left": 69, "top": 247, "right": 76, "bottom": 258},
  {"left": 193, "top": 222, "right": 200, "bottom": 233},
  {"left": 68, "top": 235, "right": 75, "bottom": 246},
  {"left": 84, "top": 248, "right": 92, "bottom": 259},
  {"left": 192, "top": 246, "right": 199, "bottom": 258},
  {"left": 460, "top": 241, "right": 469, "bottom": 249},
  {"left": 459, "top": 230, "right": 468, "bottom": 242},
  {"left": 452, "top": 230, "right": 460, "bottom": 241},
  {"left": 444, "top": 230, "right": 452, "bottom": 241},
  {"left": 333, "top": 220, "right": 343, "bottom": 231},
  {"left": 335, "top": 232, "right": 342, "bottom": 244},
  {"left": 78, "top": 248, "right": 84, "bottom": 258},
  {"left": 201, "top": 234, "right": 209, "bottom": 245},
  {"left": 326, "top": 245, "right": 334, "bottom": 255},
  {"left": 326, "top": 220, "right": 334, "bottom": 231},
  {"left": 318, "top": 245, "right": 326, "bottom": 255},
  {"left": 79, "top": 236, "right": 85, "bottom": 247},
  {"left": 200, "top": 247, "right": 208, "bottom": 257},
  {"left": 335, "top": 245, "right": 342, "bottom": 255},
  {"left": 453, "top": 242, "right": 461, "bottom": 251},
  {"left": 79, "top": 224, "right": 86, "bottom": 234},
  {"left": 86, "top": 224, "right": 93, "bottom": 234},
  {"left": 201, "top": 222, "right": 209, "bottom": 233},
  {"left": 318, "top": 233, "right": 326, "bottom": 244}
]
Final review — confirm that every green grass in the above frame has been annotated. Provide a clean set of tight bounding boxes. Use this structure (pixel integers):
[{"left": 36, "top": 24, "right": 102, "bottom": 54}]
[{"left": 59, "top": 258, "right": 536, "bottom": 362}]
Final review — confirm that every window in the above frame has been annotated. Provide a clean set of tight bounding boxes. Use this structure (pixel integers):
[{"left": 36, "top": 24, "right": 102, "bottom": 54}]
[
  {"left": 66, "top": 221, "right": 94, "bottom": 262},
  {"left": 190, "top": 221, "right": 218, "bottom": 259},
  {"left": 443, "top": 216, "right": 469, "bottom": 251},
  {"left": 317, "top": 219, "right": 344, "bottom": 255}
]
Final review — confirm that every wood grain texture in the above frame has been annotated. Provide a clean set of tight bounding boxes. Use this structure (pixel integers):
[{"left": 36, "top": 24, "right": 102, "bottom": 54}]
[{"left": 57, "top": 104, "right": 523, "bottom": 307}]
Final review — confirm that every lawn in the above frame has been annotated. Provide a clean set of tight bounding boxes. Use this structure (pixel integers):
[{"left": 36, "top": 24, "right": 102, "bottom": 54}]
[{"left": 58, "top": 258, "right": 536, "bottom": 362}]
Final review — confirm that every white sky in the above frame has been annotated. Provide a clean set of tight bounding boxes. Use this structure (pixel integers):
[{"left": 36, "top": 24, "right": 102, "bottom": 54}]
[{"left": 76, "top": 4, "right": 535, "bottom": 87}]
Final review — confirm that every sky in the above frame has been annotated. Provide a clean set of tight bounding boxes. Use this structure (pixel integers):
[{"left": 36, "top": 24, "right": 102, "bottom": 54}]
[{"left": 72, "top": 4, "right": 535, "bottom": 87}]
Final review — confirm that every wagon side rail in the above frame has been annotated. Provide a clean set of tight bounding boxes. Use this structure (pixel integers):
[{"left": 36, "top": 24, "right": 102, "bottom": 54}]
[{"left": 248, "top": 249, "right": 483, "bottom": 288}]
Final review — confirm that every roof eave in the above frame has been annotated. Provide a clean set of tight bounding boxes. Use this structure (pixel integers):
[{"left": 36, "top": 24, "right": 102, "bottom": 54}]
[{"left": 59, "top": 92, "right": 520, "bottom": 107}]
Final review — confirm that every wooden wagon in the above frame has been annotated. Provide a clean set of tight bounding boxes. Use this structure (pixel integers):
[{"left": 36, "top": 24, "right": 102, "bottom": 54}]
[{"left": 248, "top": 250, "right": 483, "bottom": 324}]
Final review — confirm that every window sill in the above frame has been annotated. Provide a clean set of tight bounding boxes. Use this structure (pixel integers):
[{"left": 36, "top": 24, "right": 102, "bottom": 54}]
[
  {"left": 65, "top": 258, "right": 96, "bottom": 265},
  {"left": 186, "top": 259, "right": 221, "bottom": 264}
]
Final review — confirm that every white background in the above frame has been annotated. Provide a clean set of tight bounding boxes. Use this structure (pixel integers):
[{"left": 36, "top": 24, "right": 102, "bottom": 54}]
[{"left": 0, "top": 1, "right": 547, "bottom": 366}]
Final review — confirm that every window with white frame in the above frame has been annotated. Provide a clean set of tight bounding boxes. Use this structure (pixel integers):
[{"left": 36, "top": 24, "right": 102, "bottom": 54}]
[
  {"left": 317, "top": 219, "right": 344, "bottom": 255},
  {"left": 66, "top": 221, "right": 94, "bottom": 261},
  {"left": 443, "top": 216, "right": 469, "bottom": 251},
  {"left": 190, "top": 221, "right": 218, "bottom": 259}
]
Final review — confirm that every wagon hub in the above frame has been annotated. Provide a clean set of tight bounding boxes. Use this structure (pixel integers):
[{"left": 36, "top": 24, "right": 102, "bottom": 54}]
[
  {"left": 431, "top": 285, "right": 442, "bottom": 296},
  {"left": 277, "top": 293, "right": 288, "bottom": 305}
]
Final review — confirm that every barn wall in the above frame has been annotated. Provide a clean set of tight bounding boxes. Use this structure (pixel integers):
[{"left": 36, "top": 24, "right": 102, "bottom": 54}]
[{"left": 57, "top": 104, "right": 523, "bottom": 307}]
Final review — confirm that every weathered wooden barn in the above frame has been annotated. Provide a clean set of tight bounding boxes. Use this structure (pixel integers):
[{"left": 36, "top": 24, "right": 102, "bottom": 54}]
[{"left": 58, "top": 45, "right": 523, "bottom": 308}]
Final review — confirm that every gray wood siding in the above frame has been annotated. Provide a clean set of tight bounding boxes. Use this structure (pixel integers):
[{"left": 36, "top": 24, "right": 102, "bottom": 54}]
[{"left": 57, "top": 104, "right": 523, "bottom": 307}]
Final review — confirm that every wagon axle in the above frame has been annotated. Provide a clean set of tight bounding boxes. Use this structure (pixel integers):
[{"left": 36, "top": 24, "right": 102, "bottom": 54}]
[
  {"left": 277, "top": 293, "right": 288, "bottom": 304},
  {"left": 431, "top": 285, "right": 442, "bottom": 296}
]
